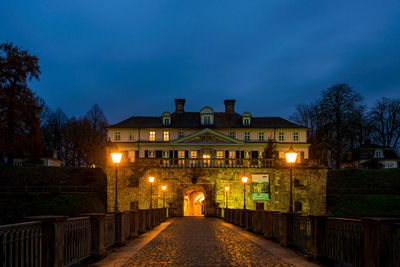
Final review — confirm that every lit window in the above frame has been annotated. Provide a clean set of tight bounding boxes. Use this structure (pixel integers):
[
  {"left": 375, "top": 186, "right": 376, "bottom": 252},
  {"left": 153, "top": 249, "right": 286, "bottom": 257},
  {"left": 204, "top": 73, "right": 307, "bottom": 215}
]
[
  {"left": 115, "top": 131, "right": 120, "bottom": 141},
  {"left": 190, "top": 151, "right": 198, "bottom": 158},
  {"left": 244, "top": 132, "right": 250, "bottom": 141},
  {"left": 148, "top": 150, "right": 155, "bottom": 158},
  {"left": 293, "top": 132, "right": 299, "bottom": 142},
  {"left": 129, "top": 131, "right": 134, "bottom": 141},
  {"left": 149, "top": 131, "right": 156, "bottom": 141},
  {"left": 163, "top": 131, "right": 170, "bottom": 141},
  {"left": 178, "top": 131, "right": 184, "bottom": 139},
  {"left": 128, "top": 151, "right": 135, "bottom": 162},
  {"left": 278, "top": 132, "right": 284, "bottom": 141},
  {"left": 203, "top": 116, "right": 211, "bottom": 126},
  {"left": 259, "top": 132, "right": 264, "bottom": 141},
  {"left": 279, "top": 151, "right": 285, "bottom": 158},
  {"left": 163, "top": 117, "right": 170, "bottom": 126},
  {"left": 216, "top": 151, "right": 224, "bottom": 159},
  {"left": 245, "top": 151, "right": 251, "bottom": 159},
  {"left": 243, "top": 118, "right": 250, "bottom": 126},
  {"left": 228, "top": 151, "right": 236, "bottom": 159},
  {"left": 229, "top": 132, "right": 236, "bottom": 139},
  {"left": 162, "top": 151, "right": 169, "bottom": 158},
  {"left": 178, "top": 151, "right": 185, "bottom": 158}
]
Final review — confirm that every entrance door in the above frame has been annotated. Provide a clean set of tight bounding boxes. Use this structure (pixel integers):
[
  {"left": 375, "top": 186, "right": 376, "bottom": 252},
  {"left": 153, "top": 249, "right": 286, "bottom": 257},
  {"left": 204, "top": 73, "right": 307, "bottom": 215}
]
[{"left": 183, "top": 189, "right": 205, "bottom": 216}]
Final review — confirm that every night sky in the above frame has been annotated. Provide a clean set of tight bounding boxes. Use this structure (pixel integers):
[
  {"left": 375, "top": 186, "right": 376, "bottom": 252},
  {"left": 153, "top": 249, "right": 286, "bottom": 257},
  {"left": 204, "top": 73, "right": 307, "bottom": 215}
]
[{"left": 1, "top": 1, "right": 399, "bottom": 124}]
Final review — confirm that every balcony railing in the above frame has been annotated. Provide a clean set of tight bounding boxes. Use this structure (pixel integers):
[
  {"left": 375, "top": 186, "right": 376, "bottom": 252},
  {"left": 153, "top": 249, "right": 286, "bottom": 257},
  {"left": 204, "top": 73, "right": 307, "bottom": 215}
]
[{"left": 134, "top": 158, "right": 274, "bottom": 168}]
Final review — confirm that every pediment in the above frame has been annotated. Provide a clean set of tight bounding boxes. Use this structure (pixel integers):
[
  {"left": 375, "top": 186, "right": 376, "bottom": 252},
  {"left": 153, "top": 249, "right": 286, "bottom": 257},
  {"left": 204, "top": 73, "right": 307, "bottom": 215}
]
[{"left": 172, "top": 128, "right": 243, "bottom": 144}]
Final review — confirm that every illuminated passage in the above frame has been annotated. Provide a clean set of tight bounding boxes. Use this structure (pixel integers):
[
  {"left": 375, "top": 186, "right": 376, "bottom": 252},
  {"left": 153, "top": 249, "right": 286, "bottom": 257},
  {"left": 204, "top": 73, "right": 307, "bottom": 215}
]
[
  {"left": 183, "top": 189, "right": 205, "bottom": 216},
  {"left": 123, "top": 217, "right": 294, "bottom": 266}
]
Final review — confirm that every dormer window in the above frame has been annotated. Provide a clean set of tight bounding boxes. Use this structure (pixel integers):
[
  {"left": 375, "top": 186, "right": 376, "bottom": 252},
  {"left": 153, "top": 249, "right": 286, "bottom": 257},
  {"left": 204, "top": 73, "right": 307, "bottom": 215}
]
[
  {"left": 242, "top": 112, "right": 251, "bottom": 126},
  {"left": 162, "top": 112, "right": 171, "bottom": 126},
  {"left": 200, "top": 107, "right": 214, "bottom": 126},
  {"left": 374, "top": 149, "right": 383, "bottom": 158}
]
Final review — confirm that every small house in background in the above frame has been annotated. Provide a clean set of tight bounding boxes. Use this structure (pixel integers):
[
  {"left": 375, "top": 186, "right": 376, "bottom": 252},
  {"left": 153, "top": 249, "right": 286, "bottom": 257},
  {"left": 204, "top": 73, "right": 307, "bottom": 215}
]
[
  {"left": 13, "top": 149, "right": 63, "bottom": 167},
  {"left": 342, "top": 143, "right": 399, "bottom": 169}
]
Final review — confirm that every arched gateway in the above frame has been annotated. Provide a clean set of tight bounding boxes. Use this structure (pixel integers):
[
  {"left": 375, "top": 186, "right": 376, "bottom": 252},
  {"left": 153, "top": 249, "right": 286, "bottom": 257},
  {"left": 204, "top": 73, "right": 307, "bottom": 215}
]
[{"left": 182, "top": 186, "right": 207, "bottom": 216}]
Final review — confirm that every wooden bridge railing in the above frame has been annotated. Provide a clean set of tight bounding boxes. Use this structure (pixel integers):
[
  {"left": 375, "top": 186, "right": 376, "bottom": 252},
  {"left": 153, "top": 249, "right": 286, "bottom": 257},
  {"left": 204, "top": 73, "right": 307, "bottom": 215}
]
[
  {"left": 219, "top": 208, "right": 400, "bottom": 267},
  {"left": 0, "top": 208, "right": 169, "bottom": 266}
]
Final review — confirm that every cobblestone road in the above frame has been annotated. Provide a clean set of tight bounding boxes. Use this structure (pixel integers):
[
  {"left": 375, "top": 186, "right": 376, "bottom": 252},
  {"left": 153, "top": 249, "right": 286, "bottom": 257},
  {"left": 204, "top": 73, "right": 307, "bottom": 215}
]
[{"left": 123, "top": 217, "right": 294, "bottom": 267}]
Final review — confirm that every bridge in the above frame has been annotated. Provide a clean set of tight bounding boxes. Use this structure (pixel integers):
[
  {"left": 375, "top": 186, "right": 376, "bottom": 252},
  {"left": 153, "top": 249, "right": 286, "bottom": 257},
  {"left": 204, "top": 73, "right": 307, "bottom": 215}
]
[{"left": 1, "top": 209, "right": 399, "bottom": 266}]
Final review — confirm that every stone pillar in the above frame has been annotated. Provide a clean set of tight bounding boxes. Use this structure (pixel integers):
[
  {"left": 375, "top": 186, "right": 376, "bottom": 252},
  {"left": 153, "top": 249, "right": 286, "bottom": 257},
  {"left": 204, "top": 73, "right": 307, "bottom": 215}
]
[
  {"left": 151, "top": 209, "right": 156, "bottom": 227},
  {"left": 129, "top": 210, "right": 139, "bottom": 238},
  {"left": 28, "top": 215, "right": 68, "bottom": 267},
  {"left": 240, "top": 209, "right": 246, "bottom": 228},
  {"left": 363, "top": 218, "right": 400, "bottom": 267},
  {"left": 145, "top": 209, "right": 151, "bottom": 230},
  {"left": 252, "top": 210, "right": 263, "bottom": 234},
  {"left": 245, "top": 210, "right": 253, "bottom": 231},
  {"left": 109, "top": 211, "right": 125, "bottom": 246},
  {"left": 308, "top": 215, "right": 327, "bottom": 260},
  {"left": 81, "top": 213, "right": 107, "bottom": 259},
  {"left": 280, "top": 212, "right": 292, "bottom": 246},
  {"left": 262, "top": 211, "right": 275, "bottom": 239},
  {"left": 138, "top": 210, "right": 146, "bottom": 234}
]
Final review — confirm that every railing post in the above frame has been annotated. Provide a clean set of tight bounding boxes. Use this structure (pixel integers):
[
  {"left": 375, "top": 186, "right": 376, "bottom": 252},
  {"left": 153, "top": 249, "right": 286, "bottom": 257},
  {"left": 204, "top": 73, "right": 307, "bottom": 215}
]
[
  {"left": 253, "top": 210, "right": 263, "bottom": 234},
  {"left": 109, "top": 211, "right": 125, "bottom": 246},
  {"left": 129, "top": 210, "right": 139, "bottom": 238},
  {"left": 308, "top": 215, "right": 327, "bottom": 260},
  {"left": 363, "top": 218, "right": 400, "bottom": 267},
  {"left": 138, "top": 210, "right": 146, "bottom": 234},
  {"left": 280, "top": 212, "right": 292, "bottom": 246},
  {"left": 262, "top": 211, "right": 275, "bottom": 239},
  {"left": 81, "top": 213, "right": 107, "bottom": 259},
  {"left": 28, "top": 215, "right": 68, "bottom": 267}
]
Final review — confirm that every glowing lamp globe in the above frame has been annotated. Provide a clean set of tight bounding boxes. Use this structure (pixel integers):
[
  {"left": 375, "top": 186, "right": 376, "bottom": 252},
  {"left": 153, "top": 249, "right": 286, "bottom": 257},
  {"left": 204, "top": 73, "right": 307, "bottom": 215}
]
[
  {"left": 241, "top": 176, "right": 248, "bottom": 183},
  {"left": 285, "top": 145, "right": 298, "bottom": 163},
  {"left": 111, "top": 153, "right": 122, "bottom": 164},
  {"left": 162, "top": 185, "right": 167, "bottom": 191},
  {"left": 225, "top": 186, "right": 230, "bottom": 191},
  {"left": 149, "top": 176, "right": 155, "bottom": 183}
]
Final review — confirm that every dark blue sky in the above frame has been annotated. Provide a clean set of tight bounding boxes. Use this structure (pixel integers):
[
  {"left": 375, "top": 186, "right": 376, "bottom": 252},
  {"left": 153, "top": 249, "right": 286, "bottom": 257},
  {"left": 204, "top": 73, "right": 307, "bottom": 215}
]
[{"left": 1, "top": 1, "right": 399, "bottom": 123}]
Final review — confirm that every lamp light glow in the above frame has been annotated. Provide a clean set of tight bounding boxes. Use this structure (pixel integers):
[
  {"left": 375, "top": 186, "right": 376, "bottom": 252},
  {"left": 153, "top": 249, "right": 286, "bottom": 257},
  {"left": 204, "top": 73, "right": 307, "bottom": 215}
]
[
  {"left": 285, "top": 145, "right": 298, "bottom": 163},
  {"left": 111, "top": 153, "right": 122, "bottom": 164},
  {"left": 225, "top": 186, "right": 230, "bottom": 191},
  {"left": 241, "top": 176, "right": 248, "bottom": 183},
  {"left": 162, "top": 185, "right": 167, "bottom": 191},
  {"left": 149, "top": 176, "right": 155, "bottom": 183}
]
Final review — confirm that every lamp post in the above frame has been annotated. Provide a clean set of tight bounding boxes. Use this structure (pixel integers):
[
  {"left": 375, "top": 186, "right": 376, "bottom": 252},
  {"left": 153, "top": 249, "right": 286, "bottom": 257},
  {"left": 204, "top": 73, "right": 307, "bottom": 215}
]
[
  {"left": 149, "top": 176, "right": 155, "bottom": 209},
  {"left": 285, "top": 145, "right": 298, "bottom": 213},
  {"left": 162, "top": 185, "right": 167, "bottom": 208},
  {"left": 111, "top": 152, "right": 122, "bottom": 211},
  {"left": 241, "top": 177, "right": 248, "bottom": 210},
  {"left": 224, "top": 186, "right": 230, "bottom": 209}
]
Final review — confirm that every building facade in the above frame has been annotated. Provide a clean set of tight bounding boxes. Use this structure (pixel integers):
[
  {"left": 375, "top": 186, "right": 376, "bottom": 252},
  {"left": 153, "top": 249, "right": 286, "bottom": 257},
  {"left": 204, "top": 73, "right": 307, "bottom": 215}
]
[{"left": 106, "top": 99, "right": 327, "bottom": 216}]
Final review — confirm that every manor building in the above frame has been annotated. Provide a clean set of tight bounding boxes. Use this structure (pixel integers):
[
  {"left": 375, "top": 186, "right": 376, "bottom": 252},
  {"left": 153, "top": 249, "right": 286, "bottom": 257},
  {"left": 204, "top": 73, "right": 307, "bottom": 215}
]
[{"left": 106, "top": 99, "right": 326, "bottom": 216}]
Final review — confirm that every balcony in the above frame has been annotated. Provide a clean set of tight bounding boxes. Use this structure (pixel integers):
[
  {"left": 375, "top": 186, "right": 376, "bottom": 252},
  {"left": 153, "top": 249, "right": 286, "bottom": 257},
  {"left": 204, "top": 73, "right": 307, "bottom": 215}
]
[{"left": 132, "top": 158, "right": 275, "bottom": 168}]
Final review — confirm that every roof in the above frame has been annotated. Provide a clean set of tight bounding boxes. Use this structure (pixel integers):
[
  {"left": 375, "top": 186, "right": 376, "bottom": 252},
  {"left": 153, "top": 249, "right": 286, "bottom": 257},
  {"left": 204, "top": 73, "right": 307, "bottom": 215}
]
[
  {"left": 346, "top": 145, "right": 400, "bottom": 161},
  {"left": 108, "top": 112, "right": 306, "bottom": 129}
]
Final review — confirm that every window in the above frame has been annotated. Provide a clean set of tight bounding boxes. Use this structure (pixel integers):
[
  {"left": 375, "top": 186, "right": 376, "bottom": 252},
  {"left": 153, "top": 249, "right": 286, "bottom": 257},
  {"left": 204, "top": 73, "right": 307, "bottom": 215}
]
[
  {"left": 278, "top": 132, "right": 284, "bottom": 141},
  {"left": 259, "top": 151, "right": 263, "bottom": 158},
  {"left": 229, "top": 131, "right": 236, "bottom": 139},
  {"left": 190, "top": 151, "right": 198, "bottom": 158},
  {"left": 149, "top": 131, "right": 156, "bottom": 141},
  {"left": 259, "top": 132, "right": 264, "bottom": 141},
  {"left": 374, "top": 150, "right": 383, "bottom": 158},
  {"left": 295, "top": 201, "right": 302, "bottom": 212},
  {"left": 128, "top": 151, "right": 135, "bottom": 162},
  {"left": 163, "top": 117, "right": 170, "bottom": 126},
  {"left": 178, "top": 151, "right": 185, "bottom": 158},
  {"left": 178, "top": 131, "right": 184, "bottom": 139},
  {"left": 203, "top": 116, "right": 211, "bottom": 126},
  {"left": 279, "top": 151, "right": 285, "bottom": 158},
  {"left": 115, "top": 131, "right": 120, "bottom": 141},
  {"left": 162, "top": 151, "right": 169, "bottom": 158},
  {"left": 163, "top": 131, "right": 170, "bottom": 141},
  {"left": 293, "top": 132, "right": 299, "bottom": 142},
  {"left": 245, "top": 151, "right": 251, "bottom": 159},
  {"left": 128, "top": 131, "right": 134, "bottom": 141},
  {"left": 243, "top": 118, "right": 250, "bottom": 126},
  {"left": 244, "top": 132, "right": 250, "bottom": 141},
  {"left": 216, "top": 151, "right": 224, "bottom": 159},
  {"left": 228, "top": 151, "right": 236, "bottom": 159},
  {"left": 148, "top": 150, "right": 155, "bottom": 158}
]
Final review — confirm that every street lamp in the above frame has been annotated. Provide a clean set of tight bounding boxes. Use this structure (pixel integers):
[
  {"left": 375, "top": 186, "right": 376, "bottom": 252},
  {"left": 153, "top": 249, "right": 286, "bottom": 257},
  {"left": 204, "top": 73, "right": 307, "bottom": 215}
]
[
  {"left": 241, "top": 176, "right": 248, "bottom": 210},
  {"left": 111, "top": 152, "right": 122, "bottom": 211},
  {"left": 162, "top": 185, "right": 167, "bottom": 208},
  {"left": 285, "top": 145, "right": 298, "bottom": 213},
  {"left": 224, "top": 186, "right": 230, "bottom": 209},
  {"left": 149, "top": 176, "right": 155, "bottom": 209}
]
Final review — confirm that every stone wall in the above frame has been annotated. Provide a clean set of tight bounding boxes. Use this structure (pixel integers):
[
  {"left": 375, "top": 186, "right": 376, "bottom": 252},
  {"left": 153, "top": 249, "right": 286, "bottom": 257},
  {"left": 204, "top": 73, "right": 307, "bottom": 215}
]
[{"left": 105, "top": 164, "right": 327, "bottom": 216}]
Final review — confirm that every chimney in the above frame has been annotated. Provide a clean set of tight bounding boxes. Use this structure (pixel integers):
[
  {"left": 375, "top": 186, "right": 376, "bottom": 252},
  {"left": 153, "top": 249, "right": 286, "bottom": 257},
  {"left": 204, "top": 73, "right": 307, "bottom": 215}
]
[
  {"left": 174, "top": 99, "right": 186, "bottom": 114},
  {"left": 224, "top": 100, "right": 236, "bottom": 114}
]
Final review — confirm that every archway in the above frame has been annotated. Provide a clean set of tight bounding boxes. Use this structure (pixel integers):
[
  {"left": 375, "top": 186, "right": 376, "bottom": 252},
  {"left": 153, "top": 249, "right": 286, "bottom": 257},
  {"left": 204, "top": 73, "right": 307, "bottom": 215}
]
[{"left": 183, "top": 188, "right": 205, "bottom": 216}]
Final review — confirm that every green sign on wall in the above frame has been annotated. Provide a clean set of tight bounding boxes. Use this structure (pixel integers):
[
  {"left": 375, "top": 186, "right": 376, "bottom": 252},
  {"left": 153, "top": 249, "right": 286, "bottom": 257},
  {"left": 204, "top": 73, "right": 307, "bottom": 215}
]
[{"left": 251, "top": 174, "right": 270, "bottom": 201}]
